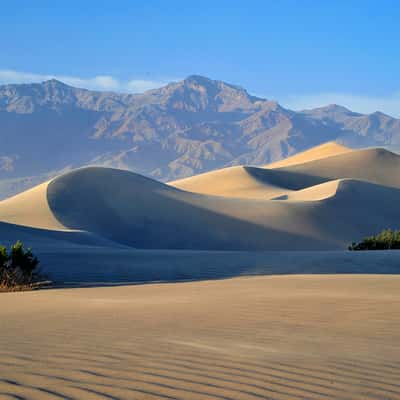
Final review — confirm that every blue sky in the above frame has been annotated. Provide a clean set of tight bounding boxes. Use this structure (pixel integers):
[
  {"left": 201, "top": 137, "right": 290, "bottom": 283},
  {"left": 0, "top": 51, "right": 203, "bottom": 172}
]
[{"left": 1, "top": 0, "right": 399, "bottom": 116}]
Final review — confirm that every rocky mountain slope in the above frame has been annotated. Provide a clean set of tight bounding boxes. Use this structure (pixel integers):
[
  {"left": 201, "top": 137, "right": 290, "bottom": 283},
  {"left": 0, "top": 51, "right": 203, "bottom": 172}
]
[{"left": 1, "top": 75, "right": 399, "bottom": 199}]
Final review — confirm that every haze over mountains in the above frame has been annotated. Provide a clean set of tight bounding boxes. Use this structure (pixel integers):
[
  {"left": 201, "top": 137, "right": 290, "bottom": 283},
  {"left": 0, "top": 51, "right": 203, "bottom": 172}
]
[{"left": 1, "top": 75, "right": 400, "bottom": 199}]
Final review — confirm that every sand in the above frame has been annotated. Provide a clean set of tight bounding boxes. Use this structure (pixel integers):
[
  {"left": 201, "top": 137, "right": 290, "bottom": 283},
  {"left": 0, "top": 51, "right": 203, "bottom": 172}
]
[
  {"left": 264, "top": 141, "right": 352, "bottom": 168},
  {"left": 170, "top": 142, "right": 352, "bottom": 198},
  {"left": 169, "top": 165, "right": 293, "bottom": 199},
  {"left": 1, "top": 275, "right": 400, "bottom": 400},
  {"left": 0, "top": 143, "right": 400, "bottom": 399},
  {"left": 0, "top": 181, "right": 66, "bottom": 230},
  {"left": 0, "top": 145, "right": 399, "bottom": 251}
]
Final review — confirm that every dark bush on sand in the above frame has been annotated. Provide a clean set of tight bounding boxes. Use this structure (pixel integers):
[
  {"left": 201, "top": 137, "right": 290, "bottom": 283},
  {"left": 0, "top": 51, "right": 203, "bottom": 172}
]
[
  {"left": 349, "top": 229, "right": 400, "bottom": 251},
  {"left": 0, "top": 241, "right": 40, "bottom": 290}
]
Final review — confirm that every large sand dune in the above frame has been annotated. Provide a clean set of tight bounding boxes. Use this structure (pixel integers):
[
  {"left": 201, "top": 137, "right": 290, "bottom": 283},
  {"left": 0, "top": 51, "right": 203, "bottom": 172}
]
[
  {"left": 1, "top": 275, "right": 400, "bottom": 400},
  {"left": 169, "top": 142, "right": 352, "bottom": 199},
  {"left": 0, "top": 166, "right": 396, "bottom": 251},
  {"left": 0, "top": 144, "right": 398, "bottom": 254},
  {"left": 1, "top": 143, "right": 400, "bottom": 399},
  {"left": 265, "top": 141, "right": 352, "bottom": 168},
  {"left": 0, "top": 181, "right": 66, "bottom": 230},
  {"left": 169, "top": 165, "right": 294, "bottom": 199},
  {"left": 171, "top": 146, "right": 400, "bottom": 199},
  {"left": 277, "top": 147, "right": 400, "bottom": 189}
]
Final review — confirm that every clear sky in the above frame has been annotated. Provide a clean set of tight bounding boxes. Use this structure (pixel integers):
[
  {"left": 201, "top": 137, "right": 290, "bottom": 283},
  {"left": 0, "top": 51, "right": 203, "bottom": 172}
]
[{"left": 1, "top": 0, "right": 399, "bottom": 116}]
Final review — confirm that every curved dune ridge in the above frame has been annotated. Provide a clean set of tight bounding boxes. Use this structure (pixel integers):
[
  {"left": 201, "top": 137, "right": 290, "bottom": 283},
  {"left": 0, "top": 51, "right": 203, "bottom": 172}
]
[
  {"left": 171, "top": 146, "right": 400, "bottom": 200},
  {"left": 0, "top": 144, "right": 399, "bottom": 250},
  {"left": 272, "top": 179, "right": 356, "bottom": 201},
  {"left": 169, "top": 141, "right": 353, "bottom": 199},
  {"left": 277, "top": 147, "right": 400, "bottom": 189},
  {"left": 0, "top": 181, "right": 67, "bottom": 230},
  {"left": 169, "top": 165, "right": 294, "bottom": 199},
  {"left": 264, "top": 141, "right": 352, "bottom": 168},
  {"left": 169, "top": 141, "right": 352, "bottom": 199}
]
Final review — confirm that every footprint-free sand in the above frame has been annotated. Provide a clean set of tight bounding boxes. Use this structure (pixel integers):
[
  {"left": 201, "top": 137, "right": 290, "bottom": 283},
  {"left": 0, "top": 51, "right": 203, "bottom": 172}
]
[{"left": 1, "top": 275, "right": 400, "bottom": 400}]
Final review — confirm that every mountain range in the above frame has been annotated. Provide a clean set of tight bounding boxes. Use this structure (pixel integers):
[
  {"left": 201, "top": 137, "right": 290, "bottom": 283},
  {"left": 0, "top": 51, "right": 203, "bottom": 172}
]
[{"left": 1, "top": 75, "right": 399, "bottom": 199}]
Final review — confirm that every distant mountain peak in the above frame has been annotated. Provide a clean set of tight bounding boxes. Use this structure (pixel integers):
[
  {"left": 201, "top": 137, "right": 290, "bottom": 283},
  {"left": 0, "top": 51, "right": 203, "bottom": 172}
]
[
  {"left": 325, "top": 104, "right": 351, "bottom": 111},
  {"left": 0, "top": 75, "right": 399, "bottom": 201},
  {"left": 36, "top": 79, "right": 71, "bottom": 89},
  {"left": 182, "top": 74, "right": 250, "bottom": 94},
  {"left": 184, "top": 75, "right": 214, "bottom": 85},
  {"left": 369, "top": 110, "right": 390, "bottom": 118},
  {"left": 43, "top": 78, "right": 66, "bottom": 85}
]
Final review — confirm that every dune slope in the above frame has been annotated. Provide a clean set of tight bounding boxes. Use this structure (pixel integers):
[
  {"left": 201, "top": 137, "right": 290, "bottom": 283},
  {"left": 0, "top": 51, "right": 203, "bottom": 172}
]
[
  {"left": 265, "top": 141, "right": 352, "bottom": 168},
  {"left": 169, "top": 142, "right": 352, "bottom": 199},
  {"left": 0, "top": 145, "right": 398, "bottom": 251},
  {"left": 278, "top": 147, "right": 400, "bottom": 188},
  {"left": 44, "top": 167, "right": 400, "bottom": 250},
  {"left": 0, "top": 181, "right": 66, "bottom": 230},
  {"left": 169, "top": 165, "right": 296, "bottom": 199}
]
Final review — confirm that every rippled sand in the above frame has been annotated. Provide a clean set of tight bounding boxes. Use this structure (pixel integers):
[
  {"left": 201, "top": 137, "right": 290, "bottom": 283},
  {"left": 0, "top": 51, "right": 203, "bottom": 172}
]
[{"left": 1, "top": 275, "right": 400, "bottom": 400}]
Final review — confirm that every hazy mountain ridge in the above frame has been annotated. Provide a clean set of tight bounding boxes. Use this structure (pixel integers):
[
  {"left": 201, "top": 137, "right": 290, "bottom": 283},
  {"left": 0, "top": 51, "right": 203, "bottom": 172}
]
[{"left": 1, "top": 75, "right": 399, "bottom": 199}]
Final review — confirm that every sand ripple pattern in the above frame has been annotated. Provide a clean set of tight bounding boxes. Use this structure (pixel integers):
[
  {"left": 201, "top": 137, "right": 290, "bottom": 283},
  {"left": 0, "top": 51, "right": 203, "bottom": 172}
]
[{"left": 1, "top": 275, "right": 400, "bottom": 399}]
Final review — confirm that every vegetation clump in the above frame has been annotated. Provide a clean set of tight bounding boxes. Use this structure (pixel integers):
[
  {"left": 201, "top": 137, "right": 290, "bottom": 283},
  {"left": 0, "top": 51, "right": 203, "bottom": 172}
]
[
  {"left": 349, "top": 229, "right": 400, "bottom": 251},
  {"left": 0, "top": 241, "right": 42, "bottom": 291}
]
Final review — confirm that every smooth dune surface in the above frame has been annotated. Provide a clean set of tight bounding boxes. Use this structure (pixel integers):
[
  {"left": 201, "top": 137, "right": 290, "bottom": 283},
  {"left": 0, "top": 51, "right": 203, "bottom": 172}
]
[
  {"left": 276, "top": 147, "right": 400, "bottom": 189},
  {"left": 0, "top": 145, "right": 399, "bottom": 251},
  {"left": 45, "top": 167, "right": 400, "bottom": 250},
  {"left": 0, "top": 181, "right": 66, "bottom": 230},
  {"left": 169, "top": 141, "right": 353, "bottom": 200},
  {"left": 272, "top": 179, "right": 349, "bottom": 201},
  {"left": 264, "top": 141, "right": 352, "bottom": 168},
  {"left": 169, "top": 165, "right": 293, "bottom": 199},
  {"left": 1, "top": 275, "right": 400, "bottom": 400}
]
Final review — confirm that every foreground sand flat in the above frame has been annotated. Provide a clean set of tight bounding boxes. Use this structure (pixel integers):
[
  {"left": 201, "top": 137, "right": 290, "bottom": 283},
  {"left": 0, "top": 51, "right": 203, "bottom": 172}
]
[{"left": 1, "top": 275, "right": 400, "bottom": 400}]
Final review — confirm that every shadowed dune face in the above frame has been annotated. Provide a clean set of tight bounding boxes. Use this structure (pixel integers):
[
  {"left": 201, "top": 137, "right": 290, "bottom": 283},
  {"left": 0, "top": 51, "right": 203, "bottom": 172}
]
[
  {"left": 169, "top": 165, "right": 303, "bottom": 200},
  {"left": 168, "top": 142, "right": 351, "bottom": 200},
  {"left": 171, "top": 146, "right": 400, "bottom": 200},
  {"left": 278, "top": 147, "right": 400, "bottom": 189},
  {"left": 170, "top": 165, "right": 327, "bottom": 199},
  {"left": 167, "top": 141, "right": 352, "bottom": 199},
  {"left": 0, "top": 144, "right": 399, "bottom": 251},
  {"left": 46, "top": 167, "right": 328, "bottom": 250},
  {"left": 45, "top": 166, "right": 400, "bottom": 250}
]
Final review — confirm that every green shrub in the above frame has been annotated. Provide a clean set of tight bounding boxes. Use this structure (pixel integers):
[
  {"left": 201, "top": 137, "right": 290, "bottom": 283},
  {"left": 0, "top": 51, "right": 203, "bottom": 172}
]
[
  {"left": 349, "top": 229, "right": 400, "bottom": 251},
  {"left": 0, "top": 241, "right": 40, "bottom": 289}
]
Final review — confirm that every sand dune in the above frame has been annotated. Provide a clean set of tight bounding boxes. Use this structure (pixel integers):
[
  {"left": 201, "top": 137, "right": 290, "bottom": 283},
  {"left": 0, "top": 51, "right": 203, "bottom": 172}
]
[
  {"left": 171, "top": 146, "right": 400, "bottom": 200},
  {"left": 265, "top": 141, "right": 352, "bottom": 168},
  {"left": 169, "top": 165, "right": 293, "bottom": 199},
  {"left": 0, "top": 181, "right": 66, "bottom": 230},
  {"left": 1, "top": 275, "right": 400, "bottom": 400},
  {"left": 277, "top": 147, "right": 400, "bottom": 189},
  {"left": 1, "top": 143, "right": 400, "bottom": 400},
  {"left": 0, "top": 154, "right": 399, "bottom": 251},
  {"left": 169, "top": 142, "right": 352, "bottom": 199},
  {"left": 0, "top": 144, "right": 398, "bottom": 254},
  {"left": 272, "top": 178, "right": 352, "bottom": 201},
  {"left": 46, "top": 167, "right": 400, "bottom": 250}
]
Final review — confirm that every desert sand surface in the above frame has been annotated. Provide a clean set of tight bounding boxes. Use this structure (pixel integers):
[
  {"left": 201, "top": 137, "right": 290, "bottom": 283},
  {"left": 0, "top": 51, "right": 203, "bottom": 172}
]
[
  {"left": 169, "top": 165, "right": 294, "bottom": 199},
  {"left": 170, "top": 142, "right": 352, "bottom": 198},
  {"left": 0, "top": 142, "right": 398, "bottom": 284},
  {"left": 1, "top": 275, "right": 400, "bottom": 400},
  {"left": 276, "top": 147, "right": 400, "bottom": 189},
  {"left": 264, "top": 141, "right": 352, "bottom": 168},
  {"left": 0, "top": 181, "right": 66, "bottom": 230},
  {"left": 0, "top": 146, "right": 399, "bottom": 253}
]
